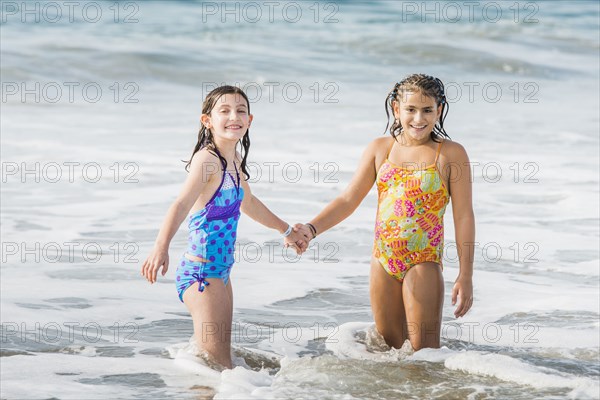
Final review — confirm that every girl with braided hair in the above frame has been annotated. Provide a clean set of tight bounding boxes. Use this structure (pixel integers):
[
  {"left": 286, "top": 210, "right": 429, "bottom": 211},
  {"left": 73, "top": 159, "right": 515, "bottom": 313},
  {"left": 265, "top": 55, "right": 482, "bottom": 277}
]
[{"left": 296, "top": 74, "right": 475, "bottom": 350}]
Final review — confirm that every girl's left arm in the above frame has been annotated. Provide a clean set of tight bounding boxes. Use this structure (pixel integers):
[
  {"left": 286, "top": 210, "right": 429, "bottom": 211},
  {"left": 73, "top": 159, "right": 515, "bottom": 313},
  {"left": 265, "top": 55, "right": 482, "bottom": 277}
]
[
  {"left": 447, "top": 142, "right": 476, "bottom": 318},
  {"left": 239, "top": 173, "right": 306, "bottom": 249}
]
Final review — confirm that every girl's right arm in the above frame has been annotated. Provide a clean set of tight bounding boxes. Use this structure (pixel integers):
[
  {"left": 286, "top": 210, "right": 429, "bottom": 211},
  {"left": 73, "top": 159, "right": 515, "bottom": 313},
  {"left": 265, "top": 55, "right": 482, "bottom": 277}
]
[
  {"left": 141, "top": 150, "right": 218, "bottom": 284},
  {"left": 303, "top": 138, "right": 383, "bottom": 236}
]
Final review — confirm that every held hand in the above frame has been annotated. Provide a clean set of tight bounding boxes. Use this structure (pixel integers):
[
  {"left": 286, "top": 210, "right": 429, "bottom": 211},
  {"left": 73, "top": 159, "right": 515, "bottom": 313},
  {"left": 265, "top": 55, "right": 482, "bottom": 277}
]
[
  {"left": 451, "top": 276, "right": 473, "bottom": 318},
  {"left": 287, "top": 223, "right": 315, "bottom": 255},
  {"left": 293, "top": 223, "right": 313, "bottom": 242},
  {"left": 141, "top": 248, "right": 169, "bottom": 284},
  {"left": 284, "top": 229, "right": 308, "bottom": 254}
]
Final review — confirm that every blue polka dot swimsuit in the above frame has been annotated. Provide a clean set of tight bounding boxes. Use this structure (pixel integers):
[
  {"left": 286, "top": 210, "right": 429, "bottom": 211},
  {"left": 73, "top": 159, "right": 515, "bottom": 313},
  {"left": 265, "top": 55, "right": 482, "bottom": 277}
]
[{"left": 175, "top": 163, "right": 244, "bottom": 302}]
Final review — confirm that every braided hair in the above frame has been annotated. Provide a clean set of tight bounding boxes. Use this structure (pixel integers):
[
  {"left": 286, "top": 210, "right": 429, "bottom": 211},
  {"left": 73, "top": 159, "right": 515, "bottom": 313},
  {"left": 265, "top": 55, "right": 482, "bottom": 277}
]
[
  {"left": 184, "top": 85, "right": 251, "bottom": 180},
  {"left": 384, "top": 74, "right": 450, "bottom": 142}
]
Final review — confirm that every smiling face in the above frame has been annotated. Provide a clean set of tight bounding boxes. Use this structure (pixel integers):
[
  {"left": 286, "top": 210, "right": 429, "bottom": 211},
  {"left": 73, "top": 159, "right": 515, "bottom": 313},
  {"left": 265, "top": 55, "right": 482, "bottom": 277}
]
[
  {"left": 393, "top": 90, "right": 442, "bottom": 143},
  {"left": 201, "top": 93, "right": 252, "bottom": 143}
]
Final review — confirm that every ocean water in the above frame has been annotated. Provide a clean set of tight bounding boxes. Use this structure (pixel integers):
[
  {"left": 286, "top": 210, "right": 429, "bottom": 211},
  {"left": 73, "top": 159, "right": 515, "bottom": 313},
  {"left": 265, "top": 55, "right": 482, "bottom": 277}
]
[{"left": 1, "top": 1, "right": 599, "bottom": 399}]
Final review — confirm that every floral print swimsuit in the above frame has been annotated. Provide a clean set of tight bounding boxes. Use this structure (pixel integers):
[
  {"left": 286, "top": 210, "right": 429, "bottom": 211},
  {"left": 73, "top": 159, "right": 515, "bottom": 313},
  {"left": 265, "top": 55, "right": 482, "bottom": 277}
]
[{"left": 374, "top": 140, "right": 449, "bottom": 281}]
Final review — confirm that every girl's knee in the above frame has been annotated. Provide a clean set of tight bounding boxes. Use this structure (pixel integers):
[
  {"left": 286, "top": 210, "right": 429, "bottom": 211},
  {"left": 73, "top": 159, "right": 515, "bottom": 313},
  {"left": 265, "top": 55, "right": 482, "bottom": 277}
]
[
  {"left": 377, "top": 324, "right": 406, "bottom": 349},
  {"left": 196, "top": 321, "right": 231, "bottom": 345},
  {"left": 383, "top": 333, "right": 406, "bottom": 349},
  {"left": 410, "top": 340, "right": 441, "bottom": 352},
  {"left": 406, "top": 321, "right": 441, "bottom": 350}
]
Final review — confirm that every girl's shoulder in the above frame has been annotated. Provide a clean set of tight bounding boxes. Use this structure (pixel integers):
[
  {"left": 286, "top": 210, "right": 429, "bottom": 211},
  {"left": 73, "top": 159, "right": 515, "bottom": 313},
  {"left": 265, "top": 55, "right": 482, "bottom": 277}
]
[
  {"left": 367, "top": 136, "right": 395, "bottom": 157},
  {"left": 191, "top": 147, "right": 220, "bottom": 163},
  {"left": 439, "top": 138, "right": 469, "bottom": 163},
  {"left": 189, "top": 147, "right": 221, "bottom": 178},
  {"left": 366, "top": 136, "right": 395, "bottom": 173}
]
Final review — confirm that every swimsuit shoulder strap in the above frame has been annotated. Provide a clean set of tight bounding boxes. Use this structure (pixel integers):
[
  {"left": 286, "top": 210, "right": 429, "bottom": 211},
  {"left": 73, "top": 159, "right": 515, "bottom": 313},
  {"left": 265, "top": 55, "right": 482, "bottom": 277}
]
[
  {"left": 233, "top": 161, "right": 241, "bottom": 193},
  {"left": 205, "top": 163, "right": 228, "bottom": 205},
  {"left": 386, "top": 138, "right": 395, "bottom": 159},
  {"left": 434, "top": 139, "right": 444, "bottom": 164}
]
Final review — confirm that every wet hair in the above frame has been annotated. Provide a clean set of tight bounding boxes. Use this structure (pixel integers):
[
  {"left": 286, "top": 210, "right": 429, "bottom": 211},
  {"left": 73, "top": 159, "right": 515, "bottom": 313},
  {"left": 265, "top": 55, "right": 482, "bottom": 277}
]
[
  {"left": 384, "top": 74, "right": 450, "bottom": 142},
  {"left": 184, "top": 85, "right": 251, "bottom": 180}
]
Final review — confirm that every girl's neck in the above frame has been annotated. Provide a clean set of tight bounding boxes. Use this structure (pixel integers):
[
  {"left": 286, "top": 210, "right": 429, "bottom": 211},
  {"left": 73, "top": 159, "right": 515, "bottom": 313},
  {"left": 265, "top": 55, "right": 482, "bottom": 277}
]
[
  {"left": 398, "top": 133, "right": 432, "bottom": 147},
  {"left": 213, "top": 138, "right": 238, "bottom": 162}
]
